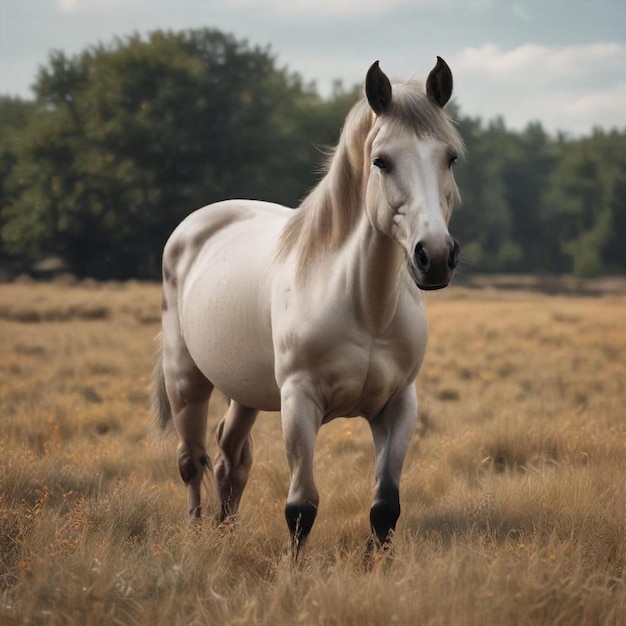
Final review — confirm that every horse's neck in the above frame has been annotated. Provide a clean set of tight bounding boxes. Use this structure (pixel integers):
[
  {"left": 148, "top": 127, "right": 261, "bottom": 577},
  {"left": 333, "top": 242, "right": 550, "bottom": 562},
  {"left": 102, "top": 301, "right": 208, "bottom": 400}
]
[{"left": 345, "top": 215, "right": 408, "bottom": 332}]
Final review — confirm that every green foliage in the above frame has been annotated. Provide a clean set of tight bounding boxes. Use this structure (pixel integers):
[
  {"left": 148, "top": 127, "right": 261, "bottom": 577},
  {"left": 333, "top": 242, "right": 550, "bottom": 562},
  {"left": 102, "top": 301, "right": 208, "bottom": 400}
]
[
  {"left": 452, "top": 115, "right": 626, "bottom": 277},
  {"left": 1, "top": 30, "right": 351, "bottom": 278},
  {"left": 0, "top": 96, "right": 36, "bottom": 274},
  {"left": 545, "top": 130, "right": 626, "bottom": 276},
  {"left": 0, "top": 28, "right": 625, "bottom": 279},
  {"left": 452, "top": 116, "right": 519, "bottom": 272}
]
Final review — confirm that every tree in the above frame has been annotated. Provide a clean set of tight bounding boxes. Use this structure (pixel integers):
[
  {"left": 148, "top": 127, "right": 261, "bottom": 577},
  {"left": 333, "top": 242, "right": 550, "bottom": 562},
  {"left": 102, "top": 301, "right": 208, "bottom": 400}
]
[
  {"left": 451, "top": 115, "right": 519, "bottom": 272},
  {"left": 2, "top": 29, "right": 348, "bottom": 279},
  {"left": 545, "top": 129, "right": 626, "bottom": 276},
  {"left": 0, "top": 97, "right": 36, "bottom": 273},
  {"left": 501, "top": 122, "right": 560, "bottom": 272}
]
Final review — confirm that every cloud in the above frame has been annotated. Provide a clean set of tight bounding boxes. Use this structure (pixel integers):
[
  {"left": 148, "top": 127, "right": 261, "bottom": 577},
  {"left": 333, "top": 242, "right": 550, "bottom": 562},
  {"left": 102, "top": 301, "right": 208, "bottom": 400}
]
[
  {"left": 451, "top": 43, "right": 626, "bottom": 134},
  {"left": 56, "top": 0, "right": 145, "bottom": 14},
  {"left": 563, "top": 82, "right": 626, "bottom": 118},
  {"left": 223, "top": 0, "right": 410, "bottom": 17},
  {"left": 223, "top": 0, "right": 491, "bottom": 18},
  {"left": 456, "top": 42, "right": 624, "bottom": 81}
]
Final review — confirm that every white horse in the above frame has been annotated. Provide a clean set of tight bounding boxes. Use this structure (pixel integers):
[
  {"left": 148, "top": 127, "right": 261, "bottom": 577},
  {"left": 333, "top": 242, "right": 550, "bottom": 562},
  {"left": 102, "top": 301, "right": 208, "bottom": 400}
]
[{"left": 153, "top": 57, "right": 464, "bottom": 557}]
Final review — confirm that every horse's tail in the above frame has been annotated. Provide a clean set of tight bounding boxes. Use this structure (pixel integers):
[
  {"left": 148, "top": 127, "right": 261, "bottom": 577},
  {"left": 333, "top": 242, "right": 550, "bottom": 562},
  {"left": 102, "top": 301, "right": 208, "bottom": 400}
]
[{"left": 152, "top": 333, "right": 172, "bottom": 432}]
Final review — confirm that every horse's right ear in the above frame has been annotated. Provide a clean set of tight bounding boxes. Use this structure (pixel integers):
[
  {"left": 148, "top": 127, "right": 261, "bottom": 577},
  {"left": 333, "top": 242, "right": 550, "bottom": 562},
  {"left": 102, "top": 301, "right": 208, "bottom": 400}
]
[{"left": 366, "top": 61, "right": 392, "bottom": 115}]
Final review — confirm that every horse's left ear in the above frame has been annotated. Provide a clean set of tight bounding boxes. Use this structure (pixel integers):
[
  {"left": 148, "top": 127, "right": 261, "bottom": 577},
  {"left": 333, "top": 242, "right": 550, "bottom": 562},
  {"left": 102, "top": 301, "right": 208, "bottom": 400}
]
[
  {"left": 426, "top": 56, "right": 453, "bottom": 108},
  {"left": 366, "top": 61, "right": 392, "bottom": 115}
]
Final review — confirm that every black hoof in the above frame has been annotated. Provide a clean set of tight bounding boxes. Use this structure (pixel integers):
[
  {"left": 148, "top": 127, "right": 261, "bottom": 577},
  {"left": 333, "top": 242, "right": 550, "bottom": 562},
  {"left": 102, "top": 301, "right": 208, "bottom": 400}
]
[
  {"left": 364, "top": 530, "right": 395, "bottom": 570},
  {"left": 370, "top": 503, "right": 400, "bottom": 545},
  {"left": 285, "top": 501, "right": 317, "bottom": 558}
]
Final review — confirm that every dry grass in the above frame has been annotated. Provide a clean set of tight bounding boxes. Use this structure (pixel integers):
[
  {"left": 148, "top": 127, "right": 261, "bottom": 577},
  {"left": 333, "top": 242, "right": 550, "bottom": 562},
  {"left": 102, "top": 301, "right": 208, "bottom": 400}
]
[{"left": 1, "top": 281, "right": 625, "bottom": 625}]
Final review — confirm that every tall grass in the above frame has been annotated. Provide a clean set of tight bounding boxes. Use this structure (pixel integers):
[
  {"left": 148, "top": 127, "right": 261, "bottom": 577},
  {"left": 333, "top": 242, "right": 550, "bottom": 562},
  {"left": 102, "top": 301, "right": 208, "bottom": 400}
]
[{"left": 0, "top": 281, "right": 625, "bottom": 624}]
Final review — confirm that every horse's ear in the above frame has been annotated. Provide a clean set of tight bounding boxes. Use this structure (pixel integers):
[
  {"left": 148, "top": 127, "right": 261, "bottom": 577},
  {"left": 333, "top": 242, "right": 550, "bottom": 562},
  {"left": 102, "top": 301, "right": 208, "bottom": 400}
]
[
  {"left": 365, "top": 61, "right": 392, "bottom": 115},
  {"left": 426, "top": 56, "right": 453, "bottom": 108}
]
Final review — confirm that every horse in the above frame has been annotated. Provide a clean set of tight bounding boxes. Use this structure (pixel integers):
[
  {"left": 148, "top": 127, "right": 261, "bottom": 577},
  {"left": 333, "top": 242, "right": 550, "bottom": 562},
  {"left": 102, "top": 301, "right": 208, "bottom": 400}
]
[{"left": 153, "top": 57, "right": 464, "bottom": 558}]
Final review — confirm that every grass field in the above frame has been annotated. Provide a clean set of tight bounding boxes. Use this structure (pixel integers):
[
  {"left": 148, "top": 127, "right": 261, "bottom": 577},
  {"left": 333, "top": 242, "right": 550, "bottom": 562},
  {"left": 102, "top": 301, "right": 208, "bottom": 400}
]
[{"left": 1, "top": 280, "right": 625, "bottom": 625}]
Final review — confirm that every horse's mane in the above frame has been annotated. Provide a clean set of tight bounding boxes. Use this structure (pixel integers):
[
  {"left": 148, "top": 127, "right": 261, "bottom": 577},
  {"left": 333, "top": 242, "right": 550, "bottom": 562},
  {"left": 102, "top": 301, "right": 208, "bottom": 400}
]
[{"left": 278, "top": 79, "right": 465, "bottom": 276}]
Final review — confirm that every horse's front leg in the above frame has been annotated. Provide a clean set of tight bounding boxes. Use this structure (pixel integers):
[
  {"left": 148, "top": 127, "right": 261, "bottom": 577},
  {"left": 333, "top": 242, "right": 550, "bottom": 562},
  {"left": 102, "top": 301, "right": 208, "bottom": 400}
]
[
  {"left": 280, "top": 383, "right": 323, "bottom": 559},
  {"left": 367, "top": 386, "right": 419, "bottom": 552}
]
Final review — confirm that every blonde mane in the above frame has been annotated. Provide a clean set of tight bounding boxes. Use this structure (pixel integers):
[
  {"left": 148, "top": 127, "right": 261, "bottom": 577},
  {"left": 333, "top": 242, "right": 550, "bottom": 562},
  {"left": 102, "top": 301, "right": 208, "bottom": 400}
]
[{"left": 278, "top": 79, "right": 465, "bottom": 276}]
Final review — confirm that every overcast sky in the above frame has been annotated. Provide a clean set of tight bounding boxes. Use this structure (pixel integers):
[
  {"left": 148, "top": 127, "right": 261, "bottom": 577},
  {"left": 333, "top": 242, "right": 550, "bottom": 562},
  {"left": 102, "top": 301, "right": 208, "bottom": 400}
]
[{"left": 1, "top": 0, "right": 624, "bottom": 136}]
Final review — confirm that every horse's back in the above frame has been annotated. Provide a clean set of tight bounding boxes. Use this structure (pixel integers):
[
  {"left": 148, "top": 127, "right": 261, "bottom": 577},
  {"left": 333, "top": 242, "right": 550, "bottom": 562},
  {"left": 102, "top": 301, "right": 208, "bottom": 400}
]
[
  {"left": 162, "top": 200, "right": 291, "bottom": 410},
  {"left": 164, "top": 200, "right": 289, "bottom": 267}
]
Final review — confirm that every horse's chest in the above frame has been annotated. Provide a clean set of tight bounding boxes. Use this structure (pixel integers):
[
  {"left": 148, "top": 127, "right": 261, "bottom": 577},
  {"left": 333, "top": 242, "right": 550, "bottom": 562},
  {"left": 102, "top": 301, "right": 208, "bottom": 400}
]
[
  {"left": 273, "top": 285, "right": 428, "bottom": 419},
  {"left": 278, "top": 325, "right": 425, "bottom": 421},
  {"left": 326, "top": 339, "right": 423, "bottom": 419}
]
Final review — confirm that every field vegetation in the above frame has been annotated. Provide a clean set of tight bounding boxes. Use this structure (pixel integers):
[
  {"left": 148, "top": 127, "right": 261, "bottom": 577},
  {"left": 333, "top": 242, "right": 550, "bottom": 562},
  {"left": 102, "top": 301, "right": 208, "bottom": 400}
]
[{"left": 1, "top": 280, "right": 625, "bottom": 625}]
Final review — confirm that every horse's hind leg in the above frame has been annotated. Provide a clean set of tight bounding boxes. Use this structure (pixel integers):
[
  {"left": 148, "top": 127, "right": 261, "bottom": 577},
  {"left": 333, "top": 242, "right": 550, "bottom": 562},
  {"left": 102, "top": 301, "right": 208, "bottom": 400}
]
[
  {"left": 162, "top": 327, "right": 214, "bottom": 521},
  {"left": 214, "top": 401, "right": 258, "bottom": 522}
]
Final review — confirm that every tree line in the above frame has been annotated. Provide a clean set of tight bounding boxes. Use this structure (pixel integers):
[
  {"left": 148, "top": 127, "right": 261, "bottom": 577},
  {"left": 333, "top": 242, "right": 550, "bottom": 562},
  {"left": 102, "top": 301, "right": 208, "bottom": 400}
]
[{"left": 1, "top": 28, "right": 624, "bottom": 280}]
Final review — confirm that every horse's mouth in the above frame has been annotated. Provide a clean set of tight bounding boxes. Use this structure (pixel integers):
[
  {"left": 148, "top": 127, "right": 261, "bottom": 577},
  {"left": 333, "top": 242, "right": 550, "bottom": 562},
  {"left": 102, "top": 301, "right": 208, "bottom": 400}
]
[
  {"left": 408, "top": 263, "right": 451, "bottom": 291},
  {"left": 417, "top": 282, "right": 449, "bottom": 291}
]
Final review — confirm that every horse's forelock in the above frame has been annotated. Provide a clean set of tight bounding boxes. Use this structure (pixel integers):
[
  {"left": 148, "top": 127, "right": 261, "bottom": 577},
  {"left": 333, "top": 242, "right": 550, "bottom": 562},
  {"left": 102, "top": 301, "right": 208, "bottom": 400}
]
[{"left": 389, "top": 80, "right": 465, "bottom": 157}]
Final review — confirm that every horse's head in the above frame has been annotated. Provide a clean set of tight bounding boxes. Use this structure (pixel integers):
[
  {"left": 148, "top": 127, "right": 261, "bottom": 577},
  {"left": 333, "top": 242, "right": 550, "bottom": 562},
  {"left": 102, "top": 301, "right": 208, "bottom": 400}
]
[{"left": 364, "top": 58, "right": 464, "bottom": 290}]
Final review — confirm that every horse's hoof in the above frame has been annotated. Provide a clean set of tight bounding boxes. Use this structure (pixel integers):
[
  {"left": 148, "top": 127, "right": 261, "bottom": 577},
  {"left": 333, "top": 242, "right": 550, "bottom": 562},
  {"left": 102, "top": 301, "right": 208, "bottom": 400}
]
[
  {"left": 188, "top": 507, "right": 203, "bottom": 525},
  {"left": 215, "top": 513, "right": 239, "bottom": 533},
  {"left": 363, "top": 533, "right": 394, "bottom": 570},
  {"left": 277, "top": 540, "right": 305, "bottom": 565}
]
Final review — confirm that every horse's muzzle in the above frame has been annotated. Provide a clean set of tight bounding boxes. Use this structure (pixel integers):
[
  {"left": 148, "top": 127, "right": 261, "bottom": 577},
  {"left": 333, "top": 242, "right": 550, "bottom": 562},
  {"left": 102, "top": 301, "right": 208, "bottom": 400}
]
[{"left": 410, "top": 238, "right": 460, "bottom": 290}]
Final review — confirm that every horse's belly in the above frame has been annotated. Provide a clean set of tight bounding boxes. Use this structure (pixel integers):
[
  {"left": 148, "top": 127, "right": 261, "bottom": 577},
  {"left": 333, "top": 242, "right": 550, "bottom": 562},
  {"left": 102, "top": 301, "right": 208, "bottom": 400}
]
[
  {"left": 182, "top": 293, "right": 281, "bottom": 410},
  {"left": 177, "top": 205, "right": 286, "bottom": 410}
]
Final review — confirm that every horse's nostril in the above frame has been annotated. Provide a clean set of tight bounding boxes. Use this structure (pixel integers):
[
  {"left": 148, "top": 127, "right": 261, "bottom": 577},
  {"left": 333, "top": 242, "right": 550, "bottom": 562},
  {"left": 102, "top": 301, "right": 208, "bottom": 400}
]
[
  {"left": 448, "top": 239, "right": 460, "bottom": 269},
  {"left": 414, "top": 242, "right": 431, "bottom": 272}
]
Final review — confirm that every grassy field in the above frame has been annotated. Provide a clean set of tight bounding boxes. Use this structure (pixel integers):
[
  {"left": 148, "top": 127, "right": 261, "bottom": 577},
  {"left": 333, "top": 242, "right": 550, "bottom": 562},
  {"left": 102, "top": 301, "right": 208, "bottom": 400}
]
[{"left": 1, "top": 280, "right": 625, "bottom": 625}]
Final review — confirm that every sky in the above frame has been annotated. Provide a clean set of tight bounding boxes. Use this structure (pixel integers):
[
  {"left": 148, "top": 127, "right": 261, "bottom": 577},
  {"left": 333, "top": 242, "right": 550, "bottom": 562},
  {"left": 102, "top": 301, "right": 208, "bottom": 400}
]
[{"left": 0, "top": 0, "right": 624, "bottom": 136}]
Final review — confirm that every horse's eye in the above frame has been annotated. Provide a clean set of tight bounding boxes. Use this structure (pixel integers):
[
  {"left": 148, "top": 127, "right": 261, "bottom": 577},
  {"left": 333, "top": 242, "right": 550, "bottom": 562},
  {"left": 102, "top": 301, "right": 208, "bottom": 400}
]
[
  {"left": 448, "top": 154, "right": 458, "bottom": 168},
  {"left": 372, "top": 157, "right": 389, "bottom": 172}
]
